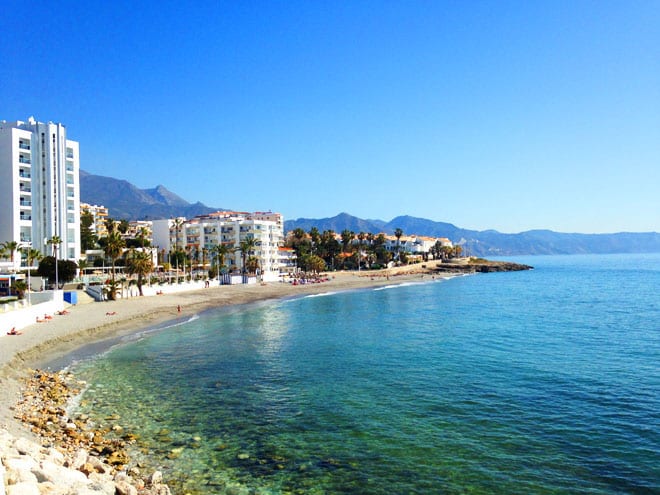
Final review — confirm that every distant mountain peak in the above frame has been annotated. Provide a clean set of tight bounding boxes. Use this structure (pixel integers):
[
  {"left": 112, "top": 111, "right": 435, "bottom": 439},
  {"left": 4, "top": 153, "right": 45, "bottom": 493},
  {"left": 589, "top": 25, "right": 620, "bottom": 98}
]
[
  {"left": 144, "top": 184, "right": 190, "bottom": 207},
  {"left": 80, "top": 169, "right": 222, "bottom": 220}
]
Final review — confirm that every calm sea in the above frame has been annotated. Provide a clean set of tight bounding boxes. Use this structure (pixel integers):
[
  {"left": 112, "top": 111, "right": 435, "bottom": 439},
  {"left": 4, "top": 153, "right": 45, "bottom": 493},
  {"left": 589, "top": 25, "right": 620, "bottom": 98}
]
[{"left": 69, "top": 254, "right": 660, "bottom": 494}]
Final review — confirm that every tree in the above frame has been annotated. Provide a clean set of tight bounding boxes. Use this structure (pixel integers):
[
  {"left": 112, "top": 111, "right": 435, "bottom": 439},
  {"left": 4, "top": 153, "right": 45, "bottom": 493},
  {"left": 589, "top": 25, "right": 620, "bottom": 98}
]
[
  {"left": 211, "top": 243, "right": 233, "bottom": 274},
  {"left": 340, "top": 229, "right": 355, "bottom": 253},
  {"left": 246, "top": 255, "right": 260, "bottom": 274},
  {"left": 309, "top": 227, "right": 321, "bottom": 254},
  {"left": 46, "top": 236, "right": 62, "bottom": 288},
  {"left": 319, "top": 230, "right": 341, "bottom": 270},
  {"left": 11, "top": 280, "right": 27, "bottom": 299},
  {"left": 37, "top": 257, "right": 77, "bottom": 285},
  {"left": 1, "top": 241, "right": 19, "bottom": 268},
  {"left": 138, "top": 227, "right": 151, "bottom": 248},
  {"left": 126, "top": 249, "right": 154, "bottom": 296},
  {"left": 21, "top": 247, "right": 43, "bottom": 302},
  {"left": 117, "top": 219, "right": 130, "bottom": 234},
  {"left": 80, "top": 211, "right": 98, "bottom": 251},
  {"left": 102, "top": 223, "right": 126, "bottom": 300},
  {"left": 394, "top": 228, "right": 404, "bottom": 261},
  {"left": 287, "top": 228, "right": 311, "bottom": 261},
  {"left": 238, "top": 236, "right": 258, "bottom": 274}
]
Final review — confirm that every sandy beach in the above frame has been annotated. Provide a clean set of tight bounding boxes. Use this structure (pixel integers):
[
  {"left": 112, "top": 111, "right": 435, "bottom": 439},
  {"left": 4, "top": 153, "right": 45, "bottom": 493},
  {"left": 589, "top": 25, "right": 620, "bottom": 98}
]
[{"left": 0, "top": 266, "right": 449, "bottom": 438}]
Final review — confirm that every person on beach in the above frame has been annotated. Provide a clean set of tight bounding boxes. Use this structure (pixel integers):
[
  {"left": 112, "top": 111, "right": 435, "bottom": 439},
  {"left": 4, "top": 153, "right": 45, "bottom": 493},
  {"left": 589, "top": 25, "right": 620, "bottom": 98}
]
[{"left": 7, "top": 327, "right": 20, "bottom": 335}]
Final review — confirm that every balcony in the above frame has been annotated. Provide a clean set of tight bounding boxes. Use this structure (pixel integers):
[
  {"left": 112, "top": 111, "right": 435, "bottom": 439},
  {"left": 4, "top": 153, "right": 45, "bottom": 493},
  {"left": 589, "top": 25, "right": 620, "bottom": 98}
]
[
  {"left": 19, "top": 157, "right": 31, "bottom": 164},
  {"left": 66, "top": 149, "right": 74, "bottom": 159},
  {"left": 19, "top": 141, "right": 31, "bottom": 150},
  {"left": 19, "top": 186, "right": 32, "bottom": 193},
  {"left": 20, "top": 200, "right": 32, "bottom": 207},
  {"left": 19, "top": 171, "right": 31, "bottom": 179},
  {"left": 66, "top": 162, "right": 74, "bottom": 172},
  {"left": 20, "top": 214, "right": 32, "bottom": 221}
]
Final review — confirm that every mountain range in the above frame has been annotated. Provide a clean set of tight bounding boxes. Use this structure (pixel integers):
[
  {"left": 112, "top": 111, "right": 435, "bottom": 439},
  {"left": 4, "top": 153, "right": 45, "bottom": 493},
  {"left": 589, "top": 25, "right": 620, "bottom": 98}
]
[
  {"left": 80, "top": 170, "right": 221, "bottom": 220},
  {"left": 80, "top": 170, "right": 660, "bottom": 256}
]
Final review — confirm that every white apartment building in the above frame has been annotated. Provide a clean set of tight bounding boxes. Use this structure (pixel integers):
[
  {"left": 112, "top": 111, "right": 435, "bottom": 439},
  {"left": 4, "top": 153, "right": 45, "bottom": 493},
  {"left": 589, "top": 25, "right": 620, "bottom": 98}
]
[
  {"left": 383, "top": 235, "right": 453, "bottom": 255},
  {"left": 165, "top": 211, "right": 286, "bottom": 281},
  {"left": 0, "top": 118, "right": 81, "bottom": 267},
  {"left": 80, "top": 203, "right": 109, "bottom": 238}
]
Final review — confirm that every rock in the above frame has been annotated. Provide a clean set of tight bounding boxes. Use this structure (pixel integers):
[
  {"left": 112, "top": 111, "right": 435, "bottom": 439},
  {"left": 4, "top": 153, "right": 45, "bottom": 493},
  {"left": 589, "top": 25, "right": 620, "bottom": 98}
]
[
  {"left": 147, "top": 470, "right": 163, "bottom": 485},
  {"left": 237, "top": 452, "right": 250, "bottom": 460},
  {"left": 106, "top": 450, "right": 130, "bottom": 466},
  {"left": 151, "top": 485, "right": 172, "bottom": 495},
  {"left": 6, "top": 482, "right": 40, "bottom": 495},
  {"left": 33, "top": 459, "right": 89, "bottom": 485},
  {"left": 45, "top": 447, "right": 65, "bottom": 465},
  {"left": 87, "top": 456, "right": 110, "bottom": 474},
  {"left": 115, "top": 480, "right": 138, "bottom": 495},
  {"left": 70, "top": 448, "right": 89, "bottom": 470},
  {"left": 14, "top": 437, "right": 41, "bottom": 457}
]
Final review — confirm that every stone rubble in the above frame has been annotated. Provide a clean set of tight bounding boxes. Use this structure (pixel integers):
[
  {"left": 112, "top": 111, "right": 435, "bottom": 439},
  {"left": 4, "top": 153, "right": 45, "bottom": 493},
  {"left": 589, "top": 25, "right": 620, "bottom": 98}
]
[{"left": 2, "top": 369, "right": 172, "bottom": 495}]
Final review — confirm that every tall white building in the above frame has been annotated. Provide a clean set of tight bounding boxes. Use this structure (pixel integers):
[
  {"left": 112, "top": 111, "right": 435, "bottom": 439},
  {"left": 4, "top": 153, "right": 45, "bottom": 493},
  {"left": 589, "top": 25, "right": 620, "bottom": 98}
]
[{"left": 0, "top": 117, "right": 81, "bottom": 265}]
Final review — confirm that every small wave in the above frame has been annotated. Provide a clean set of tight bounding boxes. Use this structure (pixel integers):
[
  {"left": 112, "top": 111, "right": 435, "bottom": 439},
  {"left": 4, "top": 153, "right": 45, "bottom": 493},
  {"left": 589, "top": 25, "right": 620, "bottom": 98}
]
[
  {"left": 374, "top": 282, "right": 421, "bottom": 291},
  {"left": 303, "top": 292, "right": 339, "bottom": 299}
]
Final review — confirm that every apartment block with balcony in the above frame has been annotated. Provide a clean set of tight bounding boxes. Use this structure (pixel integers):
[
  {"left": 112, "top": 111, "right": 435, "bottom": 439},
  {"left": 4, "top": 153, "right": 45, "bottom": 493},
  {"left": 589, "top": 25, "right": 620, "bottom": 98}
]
[
  {"left": 164, "top": 212, "right": 286, "bottom": 281},
  {"left": 0, "top": 117, "right": 81, "bottom": 267},
  {"left": 81, "top": 203, "right": 109, "bottom": 238}
]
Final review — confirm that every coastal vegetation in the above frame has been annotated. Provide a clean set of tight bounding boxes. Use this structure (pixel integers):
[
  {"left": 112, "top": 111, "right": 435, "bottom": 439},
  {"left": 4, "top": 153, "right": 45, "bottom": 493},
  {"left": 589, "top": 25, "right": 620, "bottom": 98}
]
[{"left": 286, "top": 227, "right": 463, "bottom": 273}]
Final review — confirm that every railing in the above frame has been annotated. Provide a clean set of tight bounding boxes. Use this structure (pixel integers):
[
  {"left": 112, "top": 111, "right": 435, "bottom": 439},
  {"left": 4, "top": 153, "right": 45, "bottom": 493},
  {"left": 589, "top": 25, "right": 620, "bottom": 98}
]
[
  {"left": 19, "top": 142, "right": 31, "bottom": 150},
  {"left": 20, "top": 200, "right": 32, "bottom": 207},
  {"left": 19, "top": 158, "right": 31, "bottom": 164}
]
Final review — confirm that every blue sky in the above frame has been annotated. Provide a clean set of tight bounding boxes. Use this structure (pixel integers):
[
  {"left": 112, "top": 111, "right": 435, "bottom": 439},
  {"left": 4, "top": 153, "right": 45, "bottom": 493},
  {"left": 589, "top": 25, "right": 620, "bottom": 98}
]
[{"left": 1, "top": 1, "right": 658, "bottom": 233}]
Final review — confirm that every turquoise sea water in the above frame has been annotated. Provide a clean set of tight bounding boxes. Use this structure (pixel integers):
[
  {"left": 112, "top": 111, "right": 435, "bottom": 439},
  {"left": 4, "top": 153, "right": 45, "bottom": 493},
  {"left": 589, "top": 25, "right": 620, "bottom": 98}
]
[{"left": 68, "top": 254, "right": 660, "bottom": 494}]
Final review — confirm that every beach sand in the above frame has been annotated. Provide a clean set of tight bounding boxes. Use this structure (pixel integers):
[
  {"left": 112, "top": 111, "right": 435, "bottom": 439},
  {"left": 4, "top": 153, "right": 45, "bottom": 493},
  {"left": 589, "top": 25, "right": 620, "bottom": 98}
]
[{"left": 0, "top": 265, "right": 451, "bottom": 438}]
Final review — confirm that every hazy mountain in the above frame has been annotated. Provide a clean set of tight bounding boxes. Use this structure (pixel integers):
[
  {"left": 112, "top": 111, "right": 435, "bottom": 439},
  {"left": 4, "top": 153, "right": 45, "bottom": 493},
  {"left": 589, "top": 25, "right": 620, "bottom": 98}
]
[
  {"left": 285, "top": 213, "right": 660, "bottom": 256},
  {"left": 80, "top": 170, "right": 222, "bottom": 220},
  {"left": 80, "top": 171, "right": 660, "bottom": 255}
]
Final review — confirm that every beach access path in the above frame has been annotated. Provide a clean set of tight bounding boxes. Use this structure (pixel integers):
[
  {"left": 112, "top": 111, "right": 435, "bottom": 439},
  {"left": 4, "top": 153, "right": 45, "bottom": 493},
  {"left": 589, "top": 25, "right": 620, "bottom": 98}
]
[{"left": 0, "top": 266, "right": 452, "bottom": 437}]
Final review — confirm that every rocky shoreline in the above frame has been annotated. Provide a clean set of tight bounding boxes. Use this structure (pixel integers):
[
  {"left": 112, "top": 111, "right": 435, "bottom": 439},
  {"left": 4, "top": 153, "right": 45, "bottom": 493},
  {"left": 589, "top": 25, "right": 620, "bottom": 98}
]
[
  {"left": 2, "top": 369, "right": 171, "bottom": 495},
  {"left": 431, "top": 259, "right": 533, "bottom": 274}
]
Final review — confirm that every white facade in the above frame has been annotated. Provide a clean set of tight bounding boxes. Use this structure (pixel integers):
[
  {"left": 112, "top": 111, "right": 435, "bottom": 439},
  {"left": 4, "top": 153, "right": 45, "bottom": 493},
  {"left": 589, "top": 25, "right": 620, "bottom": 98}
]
[
  {"left": 0, "top": 118, "right": 81, "bottom": 264},
  {"left": 169, "top": 211, "right": 286, "bottom": 281},
  {"left": 80, "top": 203, "right": 109, "bottom": 237}
]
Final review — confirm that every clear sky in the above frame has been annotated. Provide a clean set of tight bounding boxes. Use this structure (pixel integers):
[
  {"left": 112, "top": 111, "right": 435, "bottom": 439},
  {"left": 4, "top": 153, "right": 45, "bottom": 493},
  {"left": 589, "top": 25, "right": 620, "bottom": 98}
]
[{"left": 1, "top": 1, "right": 658, "bottom": 233}]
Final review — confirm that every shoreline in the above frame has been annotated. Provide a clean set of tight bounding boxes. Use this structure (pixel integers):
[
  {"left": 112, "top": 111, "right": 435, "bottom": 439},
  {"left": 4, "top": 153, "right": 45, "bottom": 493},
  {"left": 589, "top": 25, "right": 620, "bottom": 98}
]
[{"left": 1, "top": 266, "right": 456, "bottom": 438}]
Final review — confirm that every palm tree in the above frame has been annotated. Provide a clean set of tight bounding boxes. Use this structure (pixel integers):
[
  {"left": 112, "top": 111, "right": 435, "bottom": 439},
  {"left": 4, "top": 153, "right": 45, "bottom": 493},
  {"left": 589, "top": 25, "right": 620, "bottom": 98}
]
[
  {"left": 126, "top": 249, "right": 154, "bottom": 296},
  {"left": 103, "top": 227, "right": 126, "bottom": 299},
  {"left": 138, "top": 227, "right": 150, "bottom": 248},
  {"left": 21, "top": 247, "right": 42, "bottom": 305},
  {"left": 211, "top": 243, "right": 232, "bottom": 280},
  {"left": 238, "top": 236, "right": 258, "bottom": 274},
  {"left": 394, "top": 228, "right": 404, "bottom": 261},
  {"left": 1, "top": 241, "right": 19, "bottom": 270},
  {"left": 46, "top": 236, "right": 62, "bottom": 288}
]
